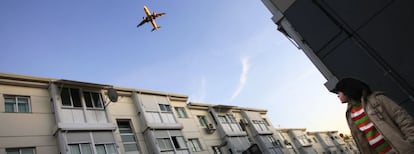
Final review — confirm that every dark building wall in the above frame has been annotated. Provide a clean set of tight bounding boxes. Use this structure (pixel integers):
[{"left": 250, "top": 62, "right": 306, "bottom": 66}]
[{"left": 265, "top": 0, "right": 414, "bottom": 115}]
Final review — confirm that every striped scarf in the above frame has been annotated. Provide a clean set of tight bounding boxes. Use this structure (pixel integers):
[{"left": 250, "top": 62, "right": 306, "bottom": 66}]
[{"left": 351, "top": 103, "right": 392, "bottom": 154}]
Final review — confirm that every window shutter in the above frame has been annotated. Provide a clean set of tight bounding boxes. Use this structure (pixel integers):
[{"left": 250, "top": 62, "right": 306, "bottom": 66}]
[
  {"left": 139, "top": 94, "right": 158, "bottom": 111},
  {"left": 67, "top": 132, "right": 91, "bottom": 144},
  {"left": 93, "top": 131, "right": 115, "bottom": 144}
]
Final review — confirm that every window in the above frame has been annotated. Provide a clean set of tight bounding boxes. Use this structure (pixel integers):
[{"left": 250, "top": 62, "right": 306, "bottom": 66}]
[
  {"left": 276, "top": 140, "right": 283, "bottom": 148},
  {"left": 197, "top": 115, "right": 208, "bottom": 127},
  {"left": 227, "top": 114, "right": 237, "bottom": 123},
  {"left": 188, "top": 138, "right": 202, "bottom": 152},
  {"left": 95, "top": 144, "right": 116, "bottom": 154},
  {"left": 61, "top": 88, "right": 82, "bottom": 107},
  {"left": 253, "top": 120, "right": 269, "bottom": 131},
  {"left": 263, "top": 118, "right": 270, "bottom": 126},
  {"left": 212, "top": 146, "right": 222, "bottom": 154},
  {"left": 69, "top": 143, "right": 92, "bottom": 154},
  {"left": 6, "top": 147, "right": 35, "bottom": 154},
  {"left": 159, "top": 104, "right": 171, "bottom": 112},
  {"left": 172, "top": 136, "right": 187, "bottom": 149},
  {"left": 324, "top": 137, "right": 335, "bottom": 146},
  {"left": 218, "top": 115, "right": 243, "bottom": 132},
  {"left": 4, "top": 95, "right": 30, "bottom": 113},
  {"left": 268, "top": 135, "right": 278, "bottom": 147},
  {"left": 218, "top": 116, "right": 227, "bottom": 123},
  {"left": 117, "top": 120, "right": 139, "bottom": 152},
  {"left": 296, "top": 135, "right": 312, "bottom": 147},
  {"left": 174, "top": 107, "right": 188, "bottom": 118},
  {"left": 157, "top": 138, "right": 174, "bottom": 151},
  {"left": 83, "top": 91, "right": 103, "bottom": 109},
  {"left": 156, "top": 136, "right": 187, "bottom": 151}
]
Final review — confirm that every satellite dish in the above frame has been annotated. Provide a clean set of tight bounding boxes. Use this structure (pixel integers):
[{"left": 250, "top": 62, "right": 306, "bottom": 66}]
[{"left": 107, "top": 88, "right": 118, "bottom": 102}]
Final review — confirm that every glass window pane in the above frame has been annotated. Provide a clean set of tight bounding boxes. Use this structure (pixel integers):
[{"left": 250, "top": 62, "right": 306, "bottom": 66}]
[
  {"left": 17, "top": 97, "right": 29, "bottom": 112},
  {"left": 117, "top": 120, "right": 139, "bottom": 152},
  {"left": 5, "top": 102, "right": 15, "bottom": 112},
  {"left": 96, "top": 145, "right": 106, "bottom": 154},
  {"left": 70, "top": 145, "right": 81, "bottom": 154},
  {"left": 212, "top": 146, "right": 222, "bottom": 154},
  {"left": 71, "top": 89, "right": 82, "bottom": 107},
  {"left": 61, "top": 88, "right": 72, "bottom": 106},
  {"left": 84, "top": 92, "right": 93, "bottom": 107},
  {"left": 92, "top": 93, "right": 103, "bottom": 108},
  {"left": 159, "top": 104, "right": 171, "bottom": 112},
  {"left": 4, "top": 97, "right": 15, "bottom": 103},
  {"left": 21, "top": 148, "right": 34, "bottom": 154},
  {"left": 172, "top": 137, "right": 180, "bottom": 148},
  {"left": 218, "top": 116, "right": 227, "bottom": 123},
  {"left": 166, "top": 105, "right": 171, "bottom": 111},
  {"left": 124, "top": 143, "right": 138, "bottom": 152},
  {"left": 157, "top": 138, "right": 173, "bottom": 150},
  {"left": 156, "top": 138, "right": 165, "bottom": 149},
  {"left": 18, "top": 103, "right": 29, "bottom": 112},
  {"left": 165, "top": 139, "right": 173, "bottom": 150},
  {"left": 5, "top": 148, "right": 19, "bottom": 154},
  {"left": 175, "top": 136, "right": 187, "bottom": 148},
  {"left": 175, "top": 107, "right": 187, "bottom": 118},
  {"left": 17, "top": 97, "right": 28, "bottom": 104},
  {"left": 189, "top": 139, "right": 202, "bottom": 152},
  {"left": 81, "top": 144, "right": 92, "bottom": 154},
  {"left": 119, "top": 129, "right": 132, "bottom": 133},
  {"left": 197, "top": 116, "right": 207, "bottom": 126},
  {"left": 121, "top": 135, "right": 136, "bottom": 142},
  {"left": 106, "top": 144, "right": 117, "bottom": 154}
]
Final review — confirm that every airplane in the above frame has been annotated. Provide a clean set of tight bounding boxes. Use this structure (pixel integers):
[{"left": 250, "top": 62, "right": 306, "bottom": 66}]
[{"left": 137, "top": 5, "right": 166, "bottom": 32}]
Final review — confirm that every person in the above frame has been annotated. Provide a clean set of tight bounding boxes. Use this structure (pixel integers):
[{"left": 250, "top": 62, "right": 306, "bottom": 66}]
[{"left": 332, "top": 78, "right": 414, "bottom": 154}]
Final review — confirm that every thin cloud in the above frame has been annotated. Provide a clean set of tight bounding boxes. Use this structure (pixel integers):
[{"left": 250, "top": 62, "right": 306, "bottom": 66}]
[
  {"left": 191, "top": 76, "right": 207, "bottom": 102},
  {"left": 230, "top": 56, "right": 250, "bottom": 101},
  {"left": 198, "top": 76, "right": 207, "bottom": 102}
]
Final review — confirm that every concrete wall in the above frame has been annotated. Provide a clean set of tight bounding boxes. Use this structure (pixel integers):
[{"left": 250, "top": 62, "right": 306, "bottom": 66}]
[
  {"left": 185, "top": 106, "right": 224, "bottom": 154},
  {"left": 107, "top": 92, "right": 148, "bottom": 154},
  {"left": 0, "top": 85, "right": 58, "bottom": 154}
]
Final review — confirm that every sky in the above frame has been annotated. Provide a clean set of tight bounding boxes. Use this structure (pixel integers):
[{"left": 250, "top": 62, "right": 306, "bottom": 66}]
[{"left": 0, "top": 0, "right": 350, "bottom": 134}]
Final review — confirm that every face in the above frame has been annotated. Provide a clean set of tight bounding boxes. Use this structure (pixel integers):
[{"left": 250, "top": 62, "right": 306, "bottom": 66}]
[{"left": 337, "top": 92, "right": 349, "bottom": 103}]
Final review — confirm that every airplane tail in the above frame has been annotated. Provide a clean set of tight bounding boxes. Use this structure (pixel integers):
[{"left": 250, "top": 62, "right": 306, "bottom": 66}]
[{"left": 151, "top": 26, "right": 161, "bottom": 32}]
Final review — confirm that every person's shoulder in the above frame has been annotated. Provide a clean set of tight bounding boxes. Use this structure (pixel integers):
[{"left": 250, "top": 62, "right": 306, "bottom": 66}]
[
  {"left": 372, "top": 91, "right": 386, "bottom": 96},
  {"left": 367, "top": 91, "right": 389, "bottom": 103},
  {"left": 370, "top": 91, "right": 395, "bottom": 103},
  {"left": 368, "top": 91, "right": 386, "bottom": 98}
]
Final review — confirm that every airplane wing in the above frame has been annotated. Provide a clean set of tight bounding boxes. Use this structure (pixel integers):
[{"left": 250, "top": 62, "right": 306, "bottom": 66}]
[
  {"left": 152, "top": 12, "right": 166, "bottom": 18},
  {"left": 137, "top": 18, "right": 150, "bottom": 27}
]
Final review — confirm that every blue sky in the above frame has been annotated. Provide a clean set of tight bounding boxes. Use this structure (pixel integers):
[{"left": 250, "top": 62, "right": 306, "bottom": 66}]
[{"left": 0, "top": 0, "right": 350, "bottom": 134}]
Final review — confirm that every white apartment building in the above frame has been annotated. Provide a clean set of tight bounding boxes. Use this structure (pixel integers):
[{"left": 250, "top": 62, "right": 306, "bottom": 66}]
[
  {"left": 277, "top": 128, "right": 358, "bottom": 154},
  {"left": 0, "top": 73, "right": 356, "bottom": 154}
]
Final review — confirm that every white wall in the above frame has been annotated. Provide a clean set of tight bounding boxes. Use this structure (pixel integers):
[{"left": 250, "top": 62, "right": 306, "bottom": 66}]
[{"left": 0, "top": 85, "right": 58, "bottom": 154}]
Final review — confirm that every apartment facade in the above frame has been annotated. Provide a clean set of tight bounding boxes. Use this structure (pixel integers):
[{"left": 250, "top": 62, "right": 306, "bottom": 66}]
[
  {"left": 0, "top": 73, "right": 356, "bottom": 154},
  {"left": 277, "top": 128, "right": 358, "bottom": 154},
  {"left": 0, "top": 74, "right": 57, "bottom": 154}
]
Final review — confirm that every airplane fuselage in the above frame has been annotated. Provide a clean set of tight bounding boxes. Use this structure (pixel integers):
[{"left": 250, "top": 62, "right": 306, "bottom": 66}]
[{"left": 143, "top": 6, "right": 159, "bottom": 31}]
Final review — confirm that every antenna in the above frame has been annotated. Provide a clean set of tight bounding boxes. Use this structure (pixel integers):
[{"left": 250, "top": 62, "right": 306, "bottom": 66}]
[
  {"left": 104, "top": 88, "right": 118, "bottom": 108},
  {"left": 107, "top": 88, "right": 118, "bottom": 102}
]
